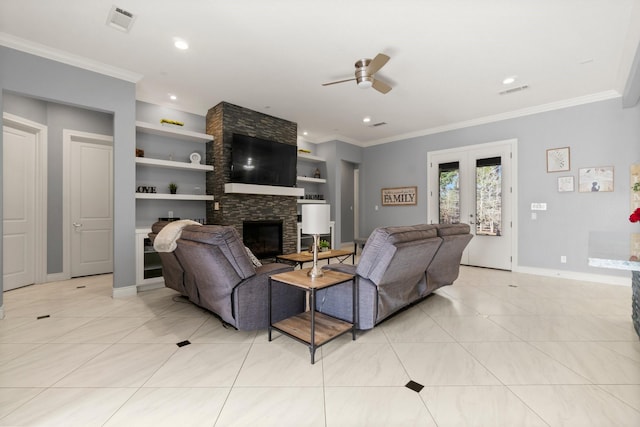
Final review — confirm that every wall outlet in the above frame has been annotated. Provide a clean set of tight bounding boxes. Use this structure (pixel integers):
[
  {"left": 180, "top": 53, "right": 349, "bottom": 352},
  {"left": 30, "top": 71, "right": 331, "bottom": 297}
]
[
  {"left": 168, "top": 211, "right": 173, "bottom": 218},
  {"left": 214, "top": 202, "right": 220, "bottom": 211},
  {"left": 560, "top": 255, "right": 567, "bottom": 263}
]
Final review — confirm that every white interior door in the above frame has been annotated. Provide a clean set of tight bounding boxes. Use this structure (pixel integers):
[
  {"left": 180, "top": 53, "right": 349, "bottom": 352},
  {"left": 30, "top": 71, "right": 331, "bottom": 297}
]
[
  {"left": 428, "top": 140, "right": 516, "bottom": 270},
  {"left": 69, "top": 136, "right": 113, "bottom": 277},
  {"left": 3, "top": 125, "right": 36, "bottom": 290}
]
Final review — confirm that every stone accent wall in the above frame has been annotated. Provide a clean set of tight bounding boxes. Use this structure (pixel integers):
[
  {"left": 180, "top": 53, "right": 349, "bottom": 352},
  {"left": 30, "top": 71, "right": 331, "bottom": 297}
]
[{"left": 205, "top": 102, "right": 298, "bottom": 255}]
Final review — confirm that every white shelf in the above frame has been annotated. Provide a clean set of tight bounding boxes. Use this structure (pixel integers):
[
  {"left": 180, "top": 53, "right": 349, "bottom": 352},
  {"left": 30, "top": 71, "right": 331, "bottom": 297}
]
[
  {"left": 136, "top": 157, "right": 214, "bottom": 171},
  {"left": 297, "top": 176, "right": 326, "bottom": 183},
  {"left": 297, "top": 199, "right": 327, "bottom": 204},
  {"left": 136, "top": 121, "right": 213, "bottom": 143},
  {"left": 297, "top": 152, "right": 325, "bottom": 163},
  {"left": 225, "top": 183, "right": 304, "bottom": 197},
  {"left": 136, "top": 193, "right": 214, "bottom": 201}
]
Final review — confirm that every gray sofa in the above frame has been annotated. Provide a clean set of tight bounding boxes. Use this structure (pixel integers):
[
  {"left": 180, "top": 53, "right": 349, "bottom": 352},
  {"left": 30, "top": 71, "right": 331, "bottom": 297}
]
[
  {"left": 149, "top": 222, "right": 305, "bottom": 330},
  {"left": 316, "top": 223, "right": 472, "bottom": 329}
]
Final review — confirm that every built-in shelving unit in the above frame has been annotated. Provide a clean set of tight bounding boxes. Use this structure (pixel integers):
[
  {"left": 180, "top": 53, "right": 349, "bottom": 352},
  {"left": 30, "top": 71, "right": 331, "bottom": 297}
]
[
  {"left": 135, "top": 121, "right": 214, "bottom": 285},
  {"left": 296, "top": 151, "right": 327, "bottom": 205}
]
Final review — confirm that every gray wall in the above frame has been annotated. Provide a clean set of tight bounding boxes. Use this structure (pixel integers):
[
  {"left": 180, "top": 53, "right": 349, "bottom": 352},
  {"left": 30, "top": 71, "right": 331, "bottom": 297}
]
[
  {"left": 357, "top": 98, "right": 640, "bottom": 276},
  {"left": 1, "top": 46, "right": 137, "bottom": 309},
  {"left": 3, "top": 93, "right": 113, "bottom": 273}
]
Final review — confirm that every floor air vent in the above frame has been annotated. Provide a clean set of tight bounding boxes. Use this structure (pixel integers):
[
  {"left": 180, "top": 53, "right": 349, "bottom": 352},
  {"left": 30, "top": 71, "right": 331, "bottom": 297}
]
[
  {"left": 106, "top": 5, "right": 136, "bottom": 32},
  {"left": 499, "top": 84, "right": 529, "bottom": 95}
]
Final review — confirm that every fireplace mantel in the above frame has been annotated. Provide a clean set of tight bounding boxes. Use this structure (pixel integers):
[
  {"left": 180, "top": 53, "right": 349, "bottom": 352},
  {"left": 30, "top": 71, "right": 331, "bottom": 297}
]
[{"left": 224, "top": 183, "right": 304, "bottom": 197}]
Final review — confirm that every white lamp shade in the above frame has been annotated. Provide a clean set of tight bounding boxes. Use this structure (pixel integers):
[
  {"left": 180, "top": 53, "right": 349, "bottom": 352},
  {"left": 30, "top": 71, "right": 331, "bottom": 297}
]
[{"left": 302, "top": 204, "right": 330, "bottom": 234}]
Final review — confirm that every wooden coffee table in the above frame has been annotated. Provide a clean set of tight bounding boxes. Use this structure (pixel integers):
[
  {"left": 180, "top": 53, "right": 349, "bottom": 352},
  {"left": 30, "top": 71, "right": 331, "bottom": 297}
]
[
  {"left": 276, "top": 249, "right": 354, "bottom": 269},
  {"left": 268, "top": 268, "right": 357, "bottom": 364}
]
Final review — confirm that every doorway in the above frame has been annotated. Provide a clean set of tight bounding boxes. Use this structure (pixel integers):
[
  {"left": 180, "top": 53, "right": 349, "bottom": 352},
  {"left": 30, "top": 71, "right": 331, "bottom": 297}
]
[
  {"left": 2, "top": 113, "right": 48, "bottom": 290},
  {"left": 340, "top": 160, "right": 358, "bottom": 246},
  {"left": 427, "top": 139, "right": 517, "bottom": 270},
  {"left": 63, "top": 130, "right": 114, "bottom": 278}
]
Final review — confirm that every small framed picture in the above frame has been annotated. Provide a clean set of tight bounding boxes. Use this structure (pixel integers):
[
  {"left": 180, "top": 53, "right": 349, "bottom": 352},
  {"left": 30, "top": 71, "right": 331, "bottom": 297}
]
[
  {"left": 579, "top": 166, "right": 614, "bottom": 192},
  {"left": 558, "top": 176, "right": 574, "bottom": 192},
  {"left": 546, "top": 147, "right": 570, "bottom": 172}
]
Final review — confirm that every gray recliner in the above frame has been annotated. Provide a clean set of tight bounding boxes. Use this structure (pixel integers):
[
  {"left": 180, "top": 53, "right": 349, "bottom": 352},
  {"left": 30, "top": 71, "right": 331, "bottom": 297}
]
[
  {"left": 149, "top": 222, "right": 305, "bottom": 330},
  {"left": 315, "top": 223, "right": 472, "bottom": 330}
]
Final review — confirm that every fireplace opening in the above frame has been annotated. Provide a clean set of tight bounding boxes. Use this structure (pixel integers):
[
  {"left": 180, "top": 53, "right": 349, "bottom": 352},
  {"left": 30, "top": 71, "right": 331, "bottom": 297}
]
[{"left": 243, "top": 220, "right": 283, "bottom": 259}]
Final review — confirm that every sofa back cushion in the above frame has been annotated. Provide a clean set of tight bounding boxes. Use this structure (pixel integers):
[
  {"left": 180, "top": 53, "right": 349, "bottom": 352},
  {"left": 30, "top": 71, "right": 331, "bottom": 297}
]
[
  {"left": 357, "top": 224, "right": 438, "bottom": 282},
  {"left": 179, "top": 225, "right": 256, "bottom": 280}
]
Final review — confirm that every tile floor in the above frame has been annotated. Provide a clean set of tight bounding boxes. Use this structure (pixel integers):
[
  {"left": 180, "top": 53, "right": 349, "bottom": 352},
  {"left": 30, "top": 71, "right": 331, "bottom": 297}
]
[{"left": 1, "top": 266, "right": 639, "bottom": 426}]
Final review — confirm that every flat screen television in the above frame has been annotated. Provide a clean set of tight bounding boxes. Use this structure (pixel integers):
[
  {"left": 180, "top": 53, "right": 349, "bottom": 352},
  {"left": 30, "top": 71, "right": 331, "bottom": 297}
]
[{"left": 230, "top": 133, "right": 297, "bottom": 187}]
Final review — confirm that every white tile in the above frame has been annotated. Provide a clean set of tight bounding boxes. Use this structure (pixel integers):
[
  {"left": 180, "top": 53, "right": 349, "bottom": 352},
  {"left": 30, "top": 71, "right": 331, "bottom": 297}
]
[
  {"left": 0, "top": 388, "right": 42, "bottom": 419},
  {"left": 393, "top": 342, "right": 501, "bottom": 386},
  {"left": 51, "top": 316, "right": 150, "bottom": 343},
  {"left": 599, "top": 385, "right": 640, "bottom": 411},
  {"left": 0, "top": 343, "right": 109, "bottom": 387},
  {"left": 190, "top": 317, "right": 257, "bottom": 343},
  {"left": 0, "top": 342, "right": 43, "bottom": 364},
  {"left": 0, "top": 388, "right": 136, "bottom": 427},
  {"left": 463, "top": 342, "right": 589, "bottom": 385},
  {"left": 215, "top": 387, "right": 325, "bottom": 427},
  {"left": 144, "top": 343, "right": 251, "bottom": 387},
  {"left": 54, "top": 343, "right": 177, "bottom": 387},
  {"left": 234, "top": 340, "right": 324, "bottom": 386},
  {"left": 420, "top": 386, "right": 548, "bottom": 427},
  {"left": 103, "top": 388, "right": 228, "bottom": 427},
  {"left": 510, "top": 385, "right": 640, "bottom": 427},
  {"left": 325, "top": 387, "right": 436, "bottom": 427},
  {"left": 432, "top": 315, "right": 520, "bottom": 342},
  {"left": 117, "top": 316, "right": 206, "bottom": 343},
  {"left": 531, "top": 341, "right": 640, "bottom": 384},
  {"left": 380, "top": 308, "right": 455, "bottom": 342},
  {"left": 601, "top": 340, "right": 640, "bottom": 362},
  {"left": 0, "top": 317, "right": 93, "bottom": 343},
  {"left": 417, "top": 293, "right": 479, "bottom": 316},
  {"left": 323, "top": 342, "right": 409, "bottom": 386}
]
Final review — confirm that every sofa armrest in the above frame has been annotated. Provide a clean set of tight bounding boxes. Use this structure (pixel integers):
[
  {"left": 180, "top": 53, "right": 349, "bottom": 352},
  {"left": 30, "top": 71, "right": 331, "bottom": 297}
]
[{"left": 232, "top": 263, "right": 305, "bottom": 330}]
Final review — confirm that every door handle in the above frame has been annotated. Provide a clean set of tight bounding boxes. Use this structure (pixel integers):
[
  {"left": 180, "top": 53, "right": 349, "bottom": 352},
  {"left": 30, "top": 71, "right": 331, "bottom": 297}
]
[{"left": 73, "top": 222, "right": 83, "bottom": 228}]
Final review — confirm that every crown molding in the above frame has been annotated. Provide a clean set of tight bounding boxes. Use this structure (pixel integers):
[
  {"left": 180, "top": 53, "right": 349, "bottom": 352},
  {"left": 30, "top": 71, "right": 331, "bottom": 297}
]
[
  {"left": 317, "top": 90, "right": 621, "bottom": 148},
  {"left": 0, "top": 32, "right": 142, "bottom": 83}
]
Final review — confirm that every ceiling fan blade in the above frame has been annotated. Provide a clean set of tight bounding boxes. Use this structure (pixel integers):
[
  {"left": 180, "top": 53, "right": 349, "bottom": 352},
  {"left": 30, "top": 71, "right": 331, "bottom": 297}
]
[
  {"left": 366, "top": 53, "right": 390, "bottom": 75},
  {"left": 322, "top": 78, "right": 356, "bottom": 86},
  {"left": 372, "top": 78, "right": 392, "bottom": 94}
]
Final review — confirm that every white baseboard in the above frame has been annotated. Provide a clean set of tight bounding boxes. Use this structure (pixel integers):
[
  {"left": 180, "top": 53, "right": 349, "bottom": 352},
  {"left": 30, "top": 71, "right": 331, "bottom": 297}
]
[
  {"left": 0, "top": 305, "right": 4, "bottom": 319},
  {"left": 46, "top": 272, "right": 68, "bottom": 283},
  {"left": 112, "top": 285, "right": 137, "bottom": 298},
  {"left": 514, "top": 266, "right": 631, "bottom": 286},
  {"left": 137, "top": 282, "right": 165, "bottom": 293}
]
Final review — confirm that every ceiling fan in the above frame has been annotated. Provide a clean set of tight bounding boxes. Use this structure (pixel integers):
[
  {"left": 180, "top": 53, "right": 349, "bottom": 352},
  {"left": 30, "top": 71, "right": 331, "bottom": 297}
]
[{"left": 322, "top": 53, "right": 392, "bottom": 94}]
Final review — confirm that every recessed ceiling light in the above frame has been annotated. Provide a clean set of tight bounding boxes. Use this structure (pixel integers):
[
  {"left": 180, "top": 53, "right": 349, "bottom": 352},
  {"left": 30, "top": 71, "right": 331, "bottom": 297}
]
[
  {"left": 303, "top": 131, "right": 308, "bottom": 136},
  {"left": 502, "top": 76, "right": 517, "bottom": 85},
  {"left": 363, "top": 116, "right": 372, "bottom": 123},
  {"left": 169, "top": 94, "right": 177, "bottom": 101},
  {"left": 174, "top": 38, "right": 189, "bottom": 50}
]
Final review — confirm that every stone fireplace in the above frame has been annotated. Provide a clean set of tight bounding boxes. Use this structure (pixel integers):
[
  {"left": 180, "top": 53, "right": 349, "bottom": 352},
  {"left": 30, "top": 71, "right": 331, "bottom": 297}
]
[{"left": 205, "top": 102, "right": 298, "bottom": 255}]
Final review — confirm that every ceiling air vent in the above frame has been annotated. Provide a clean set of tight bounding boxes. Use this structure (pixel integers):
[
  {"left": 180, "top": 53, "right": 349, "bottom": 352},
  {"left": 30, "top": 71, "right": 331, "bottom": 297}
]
[
  {"left": 369, "top": 122, "right": 387, "bottom": 128},
  {"left": 106, "top": 5, "right": 136, "bottom": 32},
  {"left": 499, "top": 84, "right": 529, "bottom": 95}
]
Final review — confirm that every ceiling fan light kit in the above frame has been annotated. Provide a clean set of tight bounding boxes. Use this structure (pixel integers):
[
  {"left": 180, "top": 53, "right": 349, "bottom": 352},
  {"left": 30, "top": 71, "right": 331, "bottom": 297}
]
[{"left": 323, "top": 53, "right": 392, "bottom": 94}]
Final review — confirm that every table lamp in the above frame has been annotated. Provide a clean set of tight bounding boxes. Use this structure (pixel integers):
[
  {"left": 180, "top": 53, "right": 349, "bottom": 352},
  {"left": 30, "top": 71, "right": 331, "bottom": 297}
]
[{"left": 302, "top": 204, "right": 330, "bottom": 278}]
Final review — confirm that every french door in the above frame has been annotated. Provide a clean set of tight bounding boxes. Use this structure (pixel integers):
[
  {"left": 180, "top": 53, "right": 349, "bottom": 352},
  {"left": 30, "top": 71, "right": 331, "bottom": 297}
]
[{"left": 427, "top": 140, "right": 516, "bottom": 270}]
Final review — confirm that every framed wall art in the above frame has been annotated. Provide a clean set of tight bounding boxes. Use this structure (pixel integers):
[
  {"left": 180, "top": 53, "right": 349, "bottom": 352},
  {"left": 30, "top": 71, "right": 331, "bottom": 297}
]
[
  {"left": 546, "top": 147, "right": 570, "bottom": 172},
  {"left": 579, "top": 166, "right": 614, "bottom": 192},
  {"left": 381, "top": 186, "right": 417, "bottom": 206},
  {"left": 558, "top": 176, "right": 574, "bottom": 192}
]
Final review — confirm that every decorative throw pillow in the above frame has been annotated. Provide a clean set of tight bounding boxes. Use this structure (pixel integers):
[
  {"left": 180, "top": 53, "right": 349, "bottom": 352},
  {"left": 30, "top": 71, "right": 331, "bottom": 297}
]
[{"left": 244, "top": 246, "right": 262, "bottom": 267}]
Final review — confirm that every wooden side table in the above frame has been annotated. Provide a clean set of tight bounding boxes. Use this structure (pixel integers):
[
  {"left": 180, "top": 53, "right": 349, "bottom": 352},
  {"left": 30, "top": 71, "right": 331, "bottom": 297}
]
[{"left": 268, "top": 268, "right": 357, "bottom": 364}]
